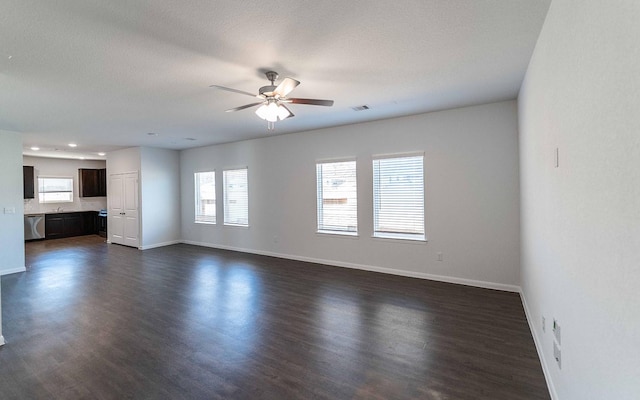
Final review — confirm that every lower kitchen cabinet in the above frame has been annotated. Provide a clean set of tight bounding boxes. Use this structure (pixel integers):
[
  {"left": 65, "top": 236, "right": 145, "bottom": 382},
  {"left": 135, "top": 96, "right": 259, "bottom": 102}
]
[
  {"left": 45, "top": 214, "right": 65, "bottom": 239},
  {"left": 45, "top": 211, "right": 99, "bottom": 239}
]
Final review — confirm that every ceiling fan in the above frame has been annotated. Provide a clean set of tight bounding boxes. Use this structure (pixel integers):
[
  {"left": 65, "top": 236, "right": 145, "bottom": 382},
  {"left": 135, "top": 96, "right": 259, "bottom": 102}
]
[{"left": 210, "top": 71, "right": 334, "bottom": 131}]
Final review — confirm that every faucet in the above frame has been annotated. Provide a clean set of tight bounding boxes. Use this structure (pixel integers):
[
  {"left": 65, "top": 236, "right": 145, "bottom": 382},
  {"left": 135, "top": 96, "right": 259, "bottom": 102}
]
[{"left": 56, "top": 207, "right": 63, "bottom": 212}]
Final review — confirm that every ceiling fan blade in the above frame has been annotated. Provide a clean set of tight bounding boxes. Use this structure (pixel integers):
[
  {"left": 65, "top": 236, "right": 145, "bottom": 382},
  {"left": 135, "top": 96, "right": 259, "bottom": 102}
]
[
  {"left": 280, "top": 104, "right": 295, "bottom": 120},
  {"left": 225, "top": 102, "right": 264, "bottom": 112},
  {"left": 273, "top": 78, "right": 300, "bottom": 97},
  {"left": 210, "top": 85, "right": 258, "bottom": 98},
  {"left": 286, "top": 98, "right": 334, "bottom": 107}
]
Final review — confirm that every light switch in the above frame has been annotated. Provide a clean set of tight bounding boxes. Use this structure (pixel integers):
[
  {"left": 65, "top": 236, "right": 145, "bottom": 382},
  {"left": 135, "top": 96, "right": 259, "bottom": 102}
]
[{"left": 3, "top": 207, "right": 16, "bottom": 214}]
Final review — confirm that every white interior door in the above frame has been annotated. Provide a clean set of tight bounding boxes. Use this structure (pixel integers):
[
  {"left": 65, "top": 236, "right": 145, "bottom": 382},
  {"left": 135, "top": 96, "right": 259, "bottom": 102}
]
[
  {"left": 122, "top": 173, "right": 139, "bottom": 247},
  {"left": 109, "top": 174, "right": 124, "bottom": 245},
  {"left": 109, "top": 172, "right": 139, "bottom": 248}
]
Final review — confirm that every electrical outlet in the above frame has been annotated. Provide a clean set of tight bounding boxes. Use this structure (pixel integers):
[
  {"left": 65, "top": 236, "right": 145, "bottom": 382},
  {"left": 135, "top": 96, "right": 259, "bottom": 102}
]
[
  {"left": 437, "top": 252, "right": 443, "bottom": 261},
  {"left": 553, "top": 319, "right": 561, "bottom": 345},
  {"left": 3, "top": 207, "right": 15, "bottom": 214},
  {"left": 542, "top": 316, "right": 546, "bottom": 332},
  {"left": 553, "top": 341, "right": 562, "bottom": 369}
]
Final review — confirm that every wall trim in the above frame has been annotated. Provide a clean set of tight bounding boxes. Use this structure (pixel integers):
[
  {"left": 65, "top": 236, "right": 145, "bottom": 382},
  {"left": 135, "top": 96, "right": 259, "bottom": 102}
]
[
  {"left": 181, "top": 240, "right": 520, "bottom": 293},
  {"left": 0, "top": 266, "right": 26, "bottom": 276},
  {"left": 0, "top": 335, "right": 5, "bottom": 346},
  {"left": 139, "top": 240, "right": 181, "bottom": 250},
  {"left": 520, "top": 290, "right": 559, "bottom": 400}
]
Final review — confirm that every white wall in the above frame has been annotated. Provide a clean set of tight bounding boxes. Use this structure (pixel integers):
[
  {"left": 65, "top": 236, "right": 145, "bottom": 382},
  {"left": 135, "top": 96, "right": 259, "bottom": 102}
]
[
  {"left": 140, "top": 147, "right": 181, "bottom": 249},
  {"left": 181, "top": 101, "right": 521, "bottom": 289},
  {"left": 23, "top": 156, "right": 107, "bottom": 214},
  {"left": 106, "top": 147, "right": 140, "bottom": 175},
  {"left": 518, "top": 1, "right": 640, "bottom": 399},
  {"left": 0, "top": 130, "right": 27, "bottom": 344}
]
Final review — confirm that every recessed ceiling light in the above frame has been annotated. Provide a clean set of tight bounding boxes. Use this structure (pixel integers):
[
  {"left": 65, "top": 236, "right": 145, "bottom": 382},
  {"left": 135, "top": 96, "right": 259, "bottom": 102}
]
[
  {"left": 31, "top": 146, "right": 40, "bottom": 151},
  {"left": 68, "top": 143, "right": 77, "bottom": 147},
  {"left": 147, "top": 132, "right": 159, "bottom": 136},
  {"left": 98, "top": 152, "right": 106, "bottom": 156}
]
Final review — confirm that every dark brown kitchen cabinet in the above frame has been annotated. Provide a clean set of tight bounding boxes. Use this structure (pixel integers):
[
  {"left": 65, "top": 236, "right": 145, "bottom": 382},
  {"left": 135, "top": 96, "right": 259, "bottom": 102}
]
[
  {"left": 45, "top": 211, "right": 98, "bottom": 239},
  {"left": 23, "top": 166, "right": 35, "bottom": 199},
  {"left": 45, "top": 214, "right": 65, "bottom": 239},
  {"left": 79, "top": 168, "right": 107, "bottom": 197}
]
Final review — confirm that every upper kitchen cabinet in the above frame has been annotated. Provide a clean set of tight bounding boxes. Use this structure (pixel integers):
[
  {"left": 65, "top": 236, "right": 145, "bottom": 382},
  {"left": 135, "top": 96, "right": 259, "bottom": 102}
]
[
  {"left": 23, "top": 166, "right": 35, "bottom": 199},
  {"left": 79, "top": 168, "right": 107, "bottom": 197}
]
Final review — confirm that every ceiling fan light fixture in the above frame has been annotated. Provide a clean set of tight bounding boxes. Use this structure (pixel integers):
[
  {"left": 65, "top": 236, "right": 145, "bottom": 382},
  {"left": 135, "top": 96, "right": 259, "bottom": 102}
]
[{"left": 255, "top": 101, "right": 291, "bottom": 123}]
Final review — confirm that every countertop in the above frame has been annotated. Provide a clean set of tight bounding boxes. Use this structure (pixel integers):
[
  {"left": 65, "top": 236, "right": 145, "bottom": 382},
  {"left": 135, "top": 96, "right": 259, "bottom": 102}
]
[{"left": 25, "top": 210, "right": 102, "bottom": 216}]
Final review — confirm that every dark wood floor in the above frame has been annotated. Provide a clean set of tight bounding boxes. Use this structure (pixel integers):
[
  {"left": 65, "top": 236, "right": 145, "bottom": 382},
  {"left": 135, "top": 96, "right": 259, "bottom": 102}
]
[{"left": 0, "top": 236, "right": 549, "bottom": 399}]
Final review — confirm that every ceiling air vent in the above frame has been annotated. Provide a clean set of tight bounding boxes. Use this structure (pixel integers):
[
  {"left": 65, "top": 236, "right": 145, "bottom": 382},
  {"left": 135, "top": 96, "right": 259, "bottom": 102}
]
[{"left": 351, "top": 105, "right": 370, "bottom": 111}]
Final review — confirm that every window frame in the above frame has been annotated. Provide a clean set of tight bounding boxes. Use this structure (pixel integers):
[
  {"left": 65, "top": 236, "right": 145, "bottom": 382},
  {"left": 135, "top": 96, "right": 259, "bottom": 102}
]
[
  {"left": 372, "top": 152, "right": 426, "bottom": 242},
  {"left": 37, "top": 176, "right": 74, "bottom": 204},
  {"left": 316, "top": 158, "right": 358, "bottom": 236},
  {"left": 223, "top": 167, "right": 249, "bottom": 227},
  {"left": 194, "top": 170, "right": 216, "bottom": 225}
]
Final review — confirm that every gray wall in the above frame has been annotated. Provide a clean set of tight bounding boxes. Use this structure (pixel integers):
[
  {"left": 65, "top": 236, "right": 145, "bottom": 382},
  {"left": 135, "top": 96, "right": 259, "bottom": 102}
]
[
  {"left": 140, "top": 147, "right": 181, "bottom": 248},
  {"left": 0, "top": 130, "right": 26, "bottom": 276},
  {"left": 181, "top": 101, "right": 521, "bottom": 290},
  {"left": 518, "top": 0, "right": 640, "bottom": 398},
  {"left": 0, "top": 129, "right": 27, "bottom": 344}
]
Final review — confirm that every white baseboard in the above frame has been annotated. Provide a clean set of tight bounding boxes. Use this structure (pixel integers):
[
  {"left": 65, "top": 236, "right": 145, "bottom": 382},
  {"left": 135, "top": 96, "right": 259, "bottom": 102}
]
[
  {"left": 520, "top": 290, "right": 559, "bottom": 400},
  {"left": 180, "top": 240, "right": 520, "bottom": 293},
  {"left": 0, "top": 335, "right": 5, "bottom": 346},
  {"left": 139, "top": 240, "right": 181, "bottom": 250},
  {"left": 0, "top": 266, "right": 26, "bottom": 276}
]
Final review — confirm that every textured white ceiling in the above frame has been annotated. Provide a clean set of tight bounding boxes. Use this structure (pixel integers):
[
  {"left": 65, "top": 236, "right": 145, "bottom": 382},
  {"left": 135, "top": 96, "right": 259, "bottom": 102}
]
[{"left": 0, "top": 0, "right": 550, "bottom": 159}]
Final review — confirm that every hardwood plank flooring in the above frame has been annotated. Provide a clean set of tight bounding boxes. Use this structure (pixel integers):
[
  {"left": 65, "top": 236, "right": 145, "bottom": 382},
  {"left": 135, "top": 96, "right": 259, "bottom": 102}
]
[{"left": 1, "top": 236, "right": 549, "bottom": 399}]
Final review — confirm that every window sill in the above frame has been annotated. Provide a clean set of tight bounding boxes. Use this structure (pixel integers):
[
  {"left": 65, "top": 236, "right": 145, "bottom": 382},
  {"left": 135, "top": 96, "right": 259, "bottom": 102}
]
[
  {"left": 372, "top": 233, "right": 427, "bottom": 243},
  {"left": 195, "top": 221, "right": 216, "bottom": 225},
  {"left": 316, "top": 230, "right": 359, "bottom": 238},
  {"left": 224, "top": 223, "right": 249, "bottom": 228}
]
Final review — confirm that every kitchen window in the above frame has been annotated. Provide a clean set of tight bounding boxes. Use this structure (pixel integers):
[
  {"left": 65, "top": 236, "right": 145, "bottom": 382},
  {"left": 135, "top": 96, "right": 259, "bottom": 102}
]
[
  {"left": 38, "top": 177, "right": 74, "bottom": 203},
  {"left": 372, "top": 154, "right": 425, "bottom": 241},
  {"left": 223, "top": 168, "right": 248, "bottom": 226},
  {"left": 194, "top": 171, "right": 216, "bottom": 224},
  {"left": 316, "top": 160, "right": 357, "bottom": 235}
]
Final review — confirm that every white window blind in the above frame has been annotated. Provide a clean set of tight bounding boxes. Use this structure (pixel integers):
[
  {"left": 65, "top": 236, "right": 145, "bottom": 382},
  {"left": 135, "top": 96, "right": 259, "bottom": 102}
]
[
  {"left": 194, "top": 171, "right": 216, "bottom": 224},
  {"left": 372, "top": 155, "right": 425, "bottom": 240},
  {"left": 316, "top": 160, "right": 357, "bottom": 234},
  {"left": 223, "top": 168, "right": 248, "bottom": 226},
  {"left": 38, "top": 177, "right": 74, "bottom": 203}
]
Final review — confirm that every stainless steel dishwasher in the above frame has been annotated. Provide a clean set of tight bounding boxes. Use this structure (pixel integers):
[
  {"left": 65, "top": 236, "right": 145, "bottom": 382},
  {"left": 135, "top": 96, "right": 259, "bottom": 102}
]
[{"left": 24, "top": 214, "right": 45, "bottom": 240}]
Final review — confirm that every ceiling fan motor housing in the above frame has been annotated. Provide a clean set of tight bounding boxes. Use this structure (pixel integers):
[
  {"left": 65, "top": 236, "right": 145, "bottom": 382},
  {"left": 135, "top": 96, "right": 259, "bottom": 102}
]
[{"left": 259, "top": 85, "right": 278, "bottom": 97}]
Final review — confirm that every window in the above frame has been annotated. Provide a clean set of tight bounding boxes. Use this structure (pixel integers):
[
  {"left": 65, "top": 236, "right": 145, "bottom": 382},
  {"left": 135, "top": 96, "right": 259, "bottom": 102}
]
[
  {"left": 38, "top": 177, "right": 74, "bottom": 203},
  {"left": 372, "top": 154, "right": 425, "bottom": 240},
  {"left": 223, "top": 168, "right": 248, "bottom": 226},
  {"left": 194, "top": 171, "right": 216, "bottom": 224},
  {"left": 316, "top": 160, "right": 357, "bottom": 234}
]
